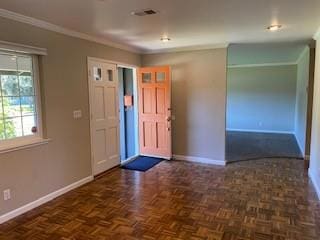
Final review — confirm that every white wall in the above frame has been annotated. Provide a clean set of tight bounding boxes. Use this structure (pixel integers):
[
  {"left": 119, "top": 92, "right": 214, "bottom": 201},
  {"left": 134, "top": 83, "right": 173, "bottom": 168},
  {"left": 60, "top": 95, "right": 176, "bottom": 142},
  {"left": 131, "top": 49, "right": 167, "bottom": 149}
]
[
  {"left": 309, "top": 36, "right": 320, "bottom": 199},
  {"left": 227, "top": 65, "right": 297, "bottom": 133},
  {"left": 295, "top": 47, "right": 310, "bottom": 156}
]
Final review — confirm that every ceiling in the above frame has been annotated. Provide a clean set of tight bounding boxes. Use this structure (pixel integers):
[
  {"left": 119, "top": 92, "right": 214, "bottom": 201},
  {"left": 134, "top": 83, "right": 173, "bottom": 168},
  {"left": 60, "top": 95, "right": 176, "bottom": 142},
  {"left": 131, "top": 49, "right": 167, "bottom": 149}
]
[{"left": 0, "top": 0, "right": 320, "bottom": 53}]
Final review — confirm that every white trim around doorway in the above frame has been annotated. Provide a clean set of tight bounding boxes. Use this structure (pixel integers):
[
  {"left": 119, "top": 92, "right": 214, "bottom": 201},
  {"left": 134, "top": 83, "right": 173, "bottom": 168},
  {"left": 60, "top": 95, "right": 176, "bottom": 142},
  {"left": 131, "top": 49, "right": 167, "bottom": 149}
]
[{"left": 87, "top": 57, "right": 140, "bottom": 176}]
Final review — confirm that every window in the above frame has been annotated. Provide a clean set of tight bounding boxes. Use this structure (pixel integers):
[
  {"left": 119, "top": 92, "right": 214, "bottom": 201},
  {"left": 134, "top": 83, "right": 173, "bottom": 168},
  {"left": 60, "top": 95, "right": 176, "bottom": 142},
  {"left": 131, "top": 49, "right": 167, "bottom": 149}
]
[
  {"left": 107, "top": 69, "right": 113, "bottom": 81},
  {"left": 93, "top": 67, "right": 102, "bottom": 81},
  {"left": 156, "top": 72, "right": 165, "bottom": 83},
  {"left": 142, "top": 72, "right": 152, "bottom": 83},
  {"left": 0, "top": 52, "right": 43, "bottom": 150}
]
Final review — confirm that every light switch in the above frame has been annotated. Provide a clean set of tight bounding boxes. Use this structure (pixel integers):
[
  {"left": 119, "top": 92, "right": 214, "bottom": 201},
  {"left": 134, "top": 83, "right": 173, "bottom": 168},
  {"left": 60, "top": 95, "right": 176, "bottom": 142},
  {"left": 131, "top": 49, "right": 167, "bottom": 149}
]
[
  {"left": 73, "top": 110, "right": 82, "bottom": 119},
  {"left": 3, "top": 189, "right": 11, "bottom": 201}
]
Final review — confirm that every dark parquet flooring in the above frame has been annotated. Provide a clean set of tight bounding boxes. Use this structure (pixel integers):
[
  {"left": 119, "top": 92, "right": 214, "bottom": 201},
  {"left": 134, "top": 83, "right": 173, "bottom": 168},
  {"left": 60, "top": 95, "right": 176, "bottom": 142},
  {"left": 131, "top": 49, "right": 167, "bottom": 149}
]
[{"left": 0, "top": 158, "right": 319, "bottom": 240}]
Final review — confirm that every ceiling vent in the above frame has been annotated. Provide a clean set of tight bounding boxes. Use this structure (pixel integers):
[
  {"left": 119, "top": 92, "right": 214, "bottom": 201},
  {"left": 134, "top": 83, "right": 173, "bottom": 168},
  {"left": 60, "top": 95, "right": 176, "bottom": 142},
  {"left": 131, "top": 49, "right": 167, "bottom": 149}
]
[{"left": 131, "top": 9, "right": 158, "bottom": 16}]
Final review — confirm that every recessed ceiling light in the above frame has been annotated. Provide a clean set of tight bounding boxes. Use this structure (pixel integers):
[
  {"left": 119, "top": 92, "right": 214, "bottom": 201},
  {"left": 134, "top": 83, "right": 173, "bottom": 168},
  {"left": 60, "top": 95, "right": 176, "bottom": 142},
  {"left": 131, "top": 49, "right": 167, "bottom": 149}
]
[
  {"left": 161, "top": 37, "right": 171, "bottom": 42},
  {"left": 267, "top": 25, "right": 282, "bottom": 31}
]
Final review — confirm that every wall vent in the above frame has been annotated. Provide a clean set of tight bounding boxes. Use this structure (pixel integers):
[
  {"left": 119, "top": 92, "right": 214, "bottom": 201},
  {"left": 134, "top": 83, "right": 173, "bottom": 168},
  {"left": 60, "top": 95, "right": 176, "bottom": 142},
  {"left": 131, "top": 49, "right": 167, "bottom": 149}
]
[{"left": 131, "top": 9, "right": 158, "bottom": 16}]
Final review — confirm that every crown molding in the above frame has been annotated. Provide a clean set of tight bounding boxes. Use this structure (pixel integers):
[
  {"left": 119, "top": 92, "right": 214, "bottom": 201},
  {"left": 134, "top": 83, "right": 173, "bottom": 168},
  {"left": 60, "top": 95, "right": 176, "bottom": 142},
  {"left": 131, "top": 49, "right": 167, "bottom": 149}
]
[
  {"left": 142, "top": 43, "right": 229, "bottom": 54},
  {"left": 0, "top": 8, "right": 142, "bottom": 54},
  {"left": 313, "top": 27, "right": 320, "bottom": 40},
  {"left": 228, "top": 61, "right": 297, "bottom": 68}
]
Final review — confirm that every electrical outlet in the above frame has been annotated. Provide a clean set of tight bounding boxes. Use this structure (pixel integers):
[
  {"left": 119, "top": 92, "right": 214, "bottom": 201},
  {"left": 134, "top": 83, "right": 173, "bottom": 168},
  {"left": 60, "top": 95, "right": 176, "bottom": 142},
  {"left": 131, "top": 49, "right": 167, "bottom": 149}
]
[
  {"left": 73, "top": 110, "right": 82, "bottom": 119},
  {"left": 3, "top": 189, "right": 11, "bottom": 201}
]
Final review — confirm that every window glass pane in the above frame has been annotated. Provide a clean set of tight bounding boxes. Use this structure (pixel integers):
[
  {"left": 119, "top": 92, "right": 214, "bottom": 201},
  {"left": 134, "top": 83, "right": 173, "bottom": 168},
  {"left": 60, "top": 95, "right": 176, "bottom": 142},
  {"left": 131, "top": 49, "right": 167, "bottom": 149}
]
[
  {"left": 17, "top": 56, "right": 34, "bottom": 96},
  {"left": 0, "top": 119, "right": 4, "bottom": 140},
  {"left": 17, "top": 56, "right": 32, "bottom": 72},
  {"left": 22, "top": 115, "right": 36, "bottom": 136},
  {"left": 0, "top": 98, "right": 3, "bottom": 119},
  {"left": 3, "top": 97, "right": 21, "bottom": 118},
  {"left": 142, "top": 72, "right": 151, "bottom": 83},
  {"left": 93, "top": 67, "right": 102, "bottom": 81},
  {"left": 19, "top": 75, "right": 34, "bottom": 96},
  {"left": 156, "top": 72, "right": 165, "bottom": 83},
  {"left": 107, "top": 69, "right": 113, "bottom": 81},
  {"left": 0, "top": 53, "right": 38, "bottom": 142},
  {"left": 0, "top": 54, "right": 17, "bottom": 71},
  {"left": 5, "top": 117, "right": 23, "bottom": 139},
  {"left": 1, "top": 74, "right": 19, "bottom": 96},
  {"left": 21, "top": 96, "right": 35, "bottom": 116}
]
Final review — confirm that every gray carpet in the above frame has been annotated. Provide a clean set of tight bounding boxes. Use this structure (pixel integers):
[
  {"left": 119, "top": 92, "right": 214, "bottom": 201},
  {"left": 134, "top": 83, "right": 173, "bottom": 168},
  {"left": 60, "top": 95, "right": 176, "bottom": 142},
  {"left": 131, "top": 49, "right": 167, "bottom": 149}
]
[{"left": 226, "top": 131, "right": 303, "bottom": 162}]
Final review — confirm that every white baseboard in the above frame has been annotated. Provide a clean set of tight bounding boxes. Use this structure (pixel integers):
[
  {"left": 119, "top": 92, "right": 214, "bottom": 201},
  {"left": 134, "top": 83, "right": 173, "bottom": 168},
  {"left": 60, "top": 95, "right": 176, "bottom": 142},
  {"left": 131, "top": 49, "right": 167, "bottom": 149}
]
[
  {"left": 226, "top": 128, "right": 294, "bottom": 134},
  {"left": 0, "top": 175, "right": 93, "bottom": 225},
  {"left": 120, "top": 155, "right": 139, "bottom": 165},
  {"left": 173, "top": 154, "right": 226, "bottom": 166},
  {"left": 309, "top": 169, "right": 320, "bottom": 200}
]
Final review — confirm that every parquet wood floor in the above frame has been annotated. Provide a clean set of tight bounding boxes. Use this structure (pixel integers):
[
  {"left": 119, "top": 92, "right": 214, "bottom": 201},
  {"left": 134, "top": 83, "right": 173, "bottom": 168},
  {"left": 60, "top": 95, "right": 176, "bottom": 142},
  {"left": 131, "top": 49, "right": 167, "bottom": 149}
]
[{"left": 0, "top": 158, "right": 319, "bottom": 240}]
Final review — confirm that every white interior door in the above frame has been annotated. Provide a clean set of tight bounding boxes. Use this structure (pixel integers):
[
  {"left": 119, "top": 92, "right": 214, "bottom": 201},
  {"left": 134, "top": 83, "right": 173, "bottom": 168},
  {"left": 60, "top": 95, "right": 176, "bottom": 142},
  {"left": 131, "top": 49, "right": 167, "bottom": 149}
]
[{"left": 88, "top": 59, "right": 120, "bottom": 175}]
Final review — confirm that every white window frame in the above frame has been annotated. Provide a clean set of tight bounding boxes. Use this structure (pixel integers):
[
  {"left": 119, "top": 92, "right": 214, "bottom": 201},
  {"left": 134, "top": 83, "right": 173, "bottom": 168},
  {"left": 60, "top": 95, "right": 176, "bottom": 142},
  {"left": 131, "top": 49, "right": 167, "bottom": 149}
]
[{"left": 0, "top": 51, "right": 47, "bottom": 153}]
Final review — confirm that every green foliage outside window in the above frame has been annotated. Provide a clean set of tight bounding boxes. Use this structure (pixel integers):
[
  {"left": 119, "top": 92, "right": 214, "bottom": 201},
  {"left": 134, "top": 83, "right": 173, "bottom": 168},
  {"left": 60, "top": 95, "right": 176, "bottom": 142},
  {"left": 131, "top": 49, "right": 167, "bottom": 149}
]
[
  {"left": 0, "top": 74, "right": 31, "bottom": 140},
  {"left": 0, "top": 97, "right": 16, "bottom": 139},
  {"left": 0, "top": 54, "right": 36, "bottom": 141}
]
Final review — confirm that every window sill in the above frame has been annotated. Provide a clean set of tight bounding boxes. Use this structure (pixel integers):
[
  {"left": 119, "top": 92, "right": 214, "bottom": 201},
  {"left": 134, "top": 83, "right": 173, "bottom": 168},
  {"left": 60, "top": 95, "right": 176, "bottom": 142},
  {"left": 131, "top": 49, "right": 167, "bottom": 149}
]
[{"left": 0, "top": 138, "right": 51, "bottom": 154}]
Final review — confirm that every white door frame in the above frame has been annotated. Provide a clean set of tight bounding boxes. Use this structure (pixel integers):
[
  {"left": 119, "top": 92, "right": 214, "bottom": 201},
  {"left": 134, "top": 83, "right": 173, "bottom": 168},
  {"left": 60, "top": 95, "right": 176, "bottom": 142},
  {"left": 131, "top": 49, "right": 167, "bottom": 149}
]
[{"left": 87, "top": 57, "right": 140, "bottom": 176}]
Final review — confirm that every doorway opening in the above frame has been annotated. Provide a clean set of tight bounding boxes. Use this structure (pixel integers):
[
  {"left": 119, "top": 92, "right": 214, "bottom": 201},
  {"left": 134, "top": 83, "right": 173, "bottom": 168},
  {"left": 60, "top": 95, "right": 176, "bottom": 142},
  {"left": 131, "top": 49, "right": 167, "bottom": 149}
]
[
  {"left": 88, "top": 58, "right": 172, "bottom": 175},
  {"left": 226, "top": 43, "right": 315, "bottom": 163},
  {"left": 118, "top": 67, "right": 139, "bottom": 163}
]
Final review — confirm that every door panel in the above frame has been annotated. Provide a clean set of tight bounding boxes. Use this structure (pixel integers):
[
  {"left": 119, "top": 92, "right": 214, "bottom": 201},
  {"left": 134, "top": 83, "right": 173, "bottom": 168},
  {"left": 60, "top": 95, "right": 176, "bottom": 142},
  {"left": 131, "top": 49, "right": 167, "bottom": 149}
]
[
  {"left": 108, "top": 126, "right": 119, "bottom": 157},
  {"left": 89, "top": 60, "right": 120, "bottom": 175},
  {"left": 143, "top": 121, "right": 154, "bottom": 148},
  {"left": 156, "top": 122, "right": 167, "bottom": 149},
  {"left": 138, "top": 66, "right": 172, "bottom": 159},
  {"left": 94, "top": 129, "right": 107, "bottom": 164},
  {"left": 142, "top": 88, "right": 153, "bottom": 114},
  {"left": 93, "top": 86, "right": 105, "bottom": 120},
  {"left": 156, "top": 88, "right": 166, "bottom": 114},
  {"left": 106, "top": 87, "right": 117, "bottom": 117}
]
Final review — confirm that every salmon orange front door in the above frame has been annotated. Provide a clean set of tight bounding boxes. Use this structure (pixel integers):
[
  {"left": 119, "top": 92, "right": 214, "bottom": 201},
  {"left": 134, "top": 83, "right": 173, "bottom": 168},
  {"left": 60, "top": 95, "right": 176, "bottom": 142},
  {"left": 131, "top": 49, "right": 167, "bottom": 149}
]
[{"left": 138, "top": 66, "right": 172, "bottom": 159}]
